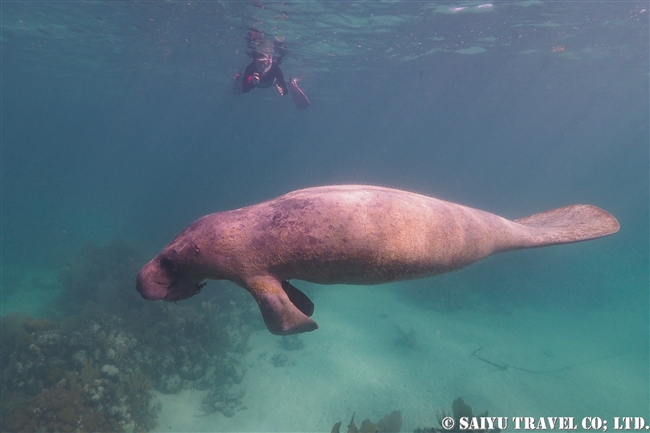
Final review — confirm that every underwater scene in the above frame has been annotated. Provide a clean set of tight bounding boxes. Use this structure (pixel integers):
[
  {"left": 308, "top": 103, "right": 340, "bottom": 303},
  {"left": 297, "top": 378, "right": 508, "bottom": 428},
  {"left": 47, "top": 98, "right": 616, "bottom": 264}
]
[{"left": 1, "top": 1, "right": 648, "bottom": 432}]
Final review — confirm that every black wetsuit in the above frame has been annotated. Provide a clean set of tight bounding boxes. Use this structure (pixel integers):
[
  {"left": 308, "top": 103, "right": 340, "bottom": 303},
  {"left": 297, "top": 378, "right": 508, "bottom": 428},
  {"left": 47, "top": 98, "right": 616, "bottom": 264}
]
[{"left": 241, "top": 62, "right": 289, "bottom": 95}]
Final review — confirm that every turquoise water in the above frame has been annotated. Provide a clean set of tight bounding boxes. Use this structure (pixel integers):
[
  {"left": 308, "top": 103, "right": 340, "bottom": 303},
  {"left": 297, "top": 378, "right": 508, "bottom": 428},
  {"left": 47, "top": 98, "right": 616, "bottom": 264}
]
[{"left": 1, "top": 2, "right": 648, "bottom": 432}]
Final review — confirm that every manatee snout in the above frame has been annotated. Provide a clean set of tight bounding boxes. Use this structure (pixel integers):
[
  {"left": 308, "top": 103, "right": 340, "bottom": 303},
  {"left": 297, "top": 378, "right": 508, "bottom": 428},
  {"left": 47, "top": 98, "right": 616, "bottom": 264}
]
[
  {"left": 136, "top": 259, "right": 170, "bottom": 301},
  {"left": 136, "top": 258, "right": 201, "bottom": 302}
]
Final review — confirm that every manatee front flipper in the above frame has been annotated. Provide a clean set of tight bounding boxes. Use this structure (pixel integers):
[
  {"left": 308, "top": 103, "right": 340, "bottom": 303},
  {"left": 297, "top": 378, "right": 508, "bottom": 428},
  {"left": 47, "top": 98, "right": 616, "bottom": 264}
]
[
  {"left": 281, "top": 280, "right": 314, "bottom": 317},
  {"left": 245, "top": 276, "right": 318, "bottom": 335}
]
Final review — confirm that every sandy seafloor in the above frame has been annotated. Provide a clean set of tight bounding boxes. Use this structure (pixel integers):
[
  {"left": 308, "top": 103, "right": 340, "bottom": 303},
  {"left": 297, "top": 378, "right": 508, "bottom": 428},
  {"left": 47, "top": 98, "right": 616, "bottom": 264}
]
[{"left": 149, "top": 284, "right": 646, "bottom": 433}]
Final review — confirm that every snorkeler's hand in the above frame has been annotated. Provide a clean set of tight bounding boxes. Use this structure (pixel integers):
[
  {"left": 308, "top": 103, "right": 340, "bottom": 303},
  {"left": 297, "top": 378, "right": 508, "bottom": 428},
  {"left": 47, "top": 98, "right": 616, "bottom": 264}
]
[
  {"left": 251, "top": 73, "right": 260, "bottom": 85},
  {"left": 276, "top": 84, "right": 285, "bottom": 95}
]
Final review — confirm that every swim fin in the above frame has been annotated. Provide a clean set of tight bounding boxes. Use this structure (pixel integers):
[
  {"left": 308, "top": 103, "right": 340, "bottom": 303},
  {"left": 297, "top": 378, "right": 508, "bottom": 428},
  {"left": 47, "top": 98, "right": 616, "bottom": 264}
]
[
  {"left": 232, "top": 72, "right": 243, "bottom": 95},
  {"left": 288, "top": 78, "right": 310, "bottom": 110}
]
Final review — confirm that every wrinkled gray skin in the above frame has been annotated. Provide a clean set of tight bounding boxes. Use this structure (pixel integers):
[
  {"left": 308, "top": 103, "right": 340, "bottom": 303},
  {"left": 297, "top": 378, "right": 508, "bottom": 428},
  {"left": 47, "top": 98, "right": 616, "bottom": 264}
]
[{"left": 137, "top": 185, "right": 619, "bottom": 335}]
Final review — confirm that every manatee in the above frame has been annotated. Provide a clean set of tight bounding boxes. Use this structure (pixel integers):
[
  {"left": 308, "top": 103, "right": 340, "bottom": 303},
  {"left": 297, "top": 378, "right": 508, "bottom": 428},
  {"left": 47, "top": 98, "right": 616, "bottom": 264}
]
[{"left": 136, "top": 185, "right": 619, "bottom": 335}]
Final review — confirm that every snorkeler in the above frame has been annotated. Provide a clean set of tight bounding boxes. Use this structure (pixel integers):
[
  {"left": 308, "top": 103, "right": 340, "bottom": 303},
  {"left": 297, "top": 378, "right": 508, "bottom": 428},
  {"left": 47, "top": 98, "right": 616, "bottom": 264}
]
[
  {"left": 232, "top": 29, "right": 310, "bottom": 109},
  {"left": 239, "top": 51, "right": 288, "bottom": 96}
]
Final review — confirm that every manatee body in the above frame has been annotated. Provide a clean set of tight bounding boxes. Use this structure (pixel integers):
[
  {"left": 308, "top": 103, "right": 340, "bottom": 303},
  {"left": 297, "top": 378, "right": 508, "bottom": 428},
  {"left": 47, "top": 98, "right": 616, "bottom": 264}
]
[{"left": 136, "top": 185, "right": 619, "bottom": 335}]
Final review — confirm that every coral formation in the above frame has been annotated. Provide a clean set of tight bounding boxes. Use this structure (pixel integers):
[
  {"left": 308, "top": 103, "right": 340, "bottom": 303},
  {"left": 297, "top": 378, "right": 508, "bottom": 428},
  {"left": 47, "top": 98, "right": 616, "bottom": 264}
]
[
  {"left": 201, "top": 384, "right": 246, "bottom": 417},
  {"left": 271, "top": 353, "right": 289, "bottom": 368},
  {"left": 332, "top": 411, "right": 402, "bottom": 433},
  {"left": 414, "top": 397, "right": 499, "bottom": 433},
  {"left": 1, "top": 239, "right": 258, "bottom": 431},
  {"left": 1, "top": 312, "right": 158, "bottom": 432},
  {"left": 278, "top": 335, "right": 305, "bottom": 351},
  {"left": 57, "top": 238, "right": 145, "bottom": 316},
  {"left": 393, "top": 324, "right": 419, "bottom": 351},
  {"left": 331, "top": 399, "right": 497, "bottom": 433}
]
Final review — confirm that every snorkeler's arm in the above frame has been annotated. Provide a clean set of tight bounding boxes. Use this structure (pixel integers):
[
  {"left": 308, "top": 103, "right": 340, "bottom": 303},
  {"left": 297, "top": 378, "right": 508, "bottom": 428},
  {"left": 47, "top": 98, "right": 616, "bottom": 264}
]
[
  {"left": 242, "top": 63, "right": 257, "bottom": 93},
  {"left": 273, "top": 65, "right": 289, "bottom": 96}
]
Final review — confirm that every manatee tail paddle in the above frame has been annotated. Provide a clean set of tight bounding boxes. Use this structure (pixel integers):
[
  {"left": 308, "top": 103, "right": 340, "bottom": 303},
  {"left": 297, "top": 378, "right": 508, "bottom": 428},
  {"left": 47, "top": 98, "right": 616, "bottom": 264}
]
[{"left": 514, "top": 204, "right": 619, "bottom": 247}]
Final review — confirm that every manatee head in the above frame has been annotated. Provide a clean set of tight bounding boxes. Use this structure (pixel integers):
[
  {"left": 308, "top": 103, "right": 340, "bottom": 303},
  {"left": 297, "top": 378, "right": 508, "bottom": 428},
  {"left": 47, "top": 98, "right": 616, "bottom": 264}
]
[{"left": 136, "top": 251, "right": 204, "bottom": 302}]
